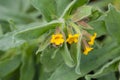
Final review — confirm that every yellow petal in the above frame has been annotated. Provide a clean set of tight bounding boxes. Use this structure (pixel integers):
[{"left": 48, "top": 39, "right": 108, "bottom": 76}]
[
  {"left": 74, "top": 39, "right": 78, "bottom": 43},
  {"left": 66, "top": 34, "right": 79, "bottom": 44},
  {"left": 68, "top": 34, "right": 72, "bottom": 38},
  {"left": 74, "top": 34, "right": 79, "bottom": 37},
  {"left": 88, "top": 33, "right": 97, "bottom": 46},
  {"left": 55, "top": 42, "right": 61, "bottom": 45},
  {"left": 50, "top": 34, "right": 64, "bottom": 45},
  {"left": 68, "top": 40, "right": 73, "bottom": 44},
  {"left": 57, "top": 34, "right": 63, "bottom": 38},
  {"left": 50, "top": 39, "right": 54, "bottom": 43},
  {"left": 83, "top": 47, "right": 93, "bottom": 55},
  {"left": 88, "top": 39, "right": 94, "bottom": 45}
]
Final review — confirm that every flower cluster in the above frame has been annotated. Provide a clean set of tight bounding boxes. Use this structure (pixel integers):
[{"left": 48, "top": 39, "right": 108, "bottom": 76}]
[
  {"left": 50, "top": 33, "right": 79, "bottom": 45},
  {"left": 49, "top": 18, "right": 97, "bottom": 55},
  {"left": 82, "top": 32, "right": 97, "bottom": 55},
  {"left": 50, "top": 29, "right": 97, "bottom": 55}
]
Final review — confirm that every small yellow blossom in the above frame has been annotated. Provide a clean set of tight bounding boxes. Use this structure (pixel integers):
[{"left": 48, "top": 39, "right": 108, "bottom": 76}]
[
  {"left": 88, "top": 33, "right": 97, "bottom": 46},
  {"left": 83, "top": 46, "right": 93, "bottom": 55},
  {"left": 50, "top": 34, "right": 64, "bottom": 45},
  {"left": 66, "top": 34, "right": 79, "bottom": 44}
]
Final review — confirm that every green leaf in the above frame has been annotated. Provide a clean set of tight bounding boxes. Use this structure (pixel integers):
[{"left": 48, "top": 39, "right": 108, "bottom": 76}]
[
  {"left": 89, "top": 7, "right": 103, "bottom": 21},
  {"left": 90, "top": 0, "right": 113, "bottom": 9},
  {"left": 61, "top": 43, "right": 75, "bottom": 67},
  {"left": 80, "top": 42, "right": 120, "bottom": 75},
  {"left": 98, "top": 73, "right": 117, "bottom": 80},
  {"left": 39, "top": 65, "right": 52, "bottom": 80},
  {"left": 71, "top": 0, "right": 88, "bottom": 11},
  {"left": 0, "top": 22, "right": 50, "bottom": 51},
  {"left": 20, "top": 0, "right": 31, "bottom": 12},
  {"left": 48, "top": 64, "right": 81, "bottom": 80},
  {"left": 31, "top": 0, "right": 71, "bottom": 21},
  {"left": 8, "top": 20, "right": 17, "bottom": 31},
  {"left": 118, "top": 62, "right": 120, "bottom": 72},
  {"left": 0, "top": 55, "right": 21, "bottom": 78},
  {"left": 0, "top": 33, "right": 14, "bottom": 51},
  {"left": 113, "top": 0, "right": 120, "bottom": 10},
  {"left": 105, "top": 4, "right": 120, "bottom": 44},
  {"left": 0, "top": 25, "right": 3, "bottom": 36},
  {"left": 20, "top": 46, "right": 35, "bottom": 80},
  {"left": 0, "top": 0, "right": 30, "bottom": 12},
  {"left": 61, "top": 0, "right": 89, "bottom": 18},
  {"left": 55, "top": 0, "right": 71, "bottom": 17},
  {"left": 75, "top": 40, "right": 81, "bottom": 74},
  {"left": 89, "top": 19, "right": 107, "bottom": 37},
  {"left": 14, "top": 21, "right": 62, "bottom": 40},
  {"left": 36, "top": 31, "right": 53, "bottom": 54},
  {"left": 40, "top": 47, "right": 63, "bottom": 72},
  {"left": 70, "top": 42, "right": 81, "bottom": 74},
  {"left": 0, "top": 32, "right": 24, "bottom": 51},
  {"left": 0, "top": 0, "right": 21, "bottom": 12},
  {"left": 71, "top": 6, "right": 92, "bottom": 22},
  {"left": 0, "top": 49, "right": 18, "bottom": 61},
  {"left": 85, "top": 56, "right": 120, "bottom": 80},
  {"left": 0, "top": 21, "right": 11, "bottom": 34},
  {"left": 0, "top": 5, "right": 35, "bottom": 24}
]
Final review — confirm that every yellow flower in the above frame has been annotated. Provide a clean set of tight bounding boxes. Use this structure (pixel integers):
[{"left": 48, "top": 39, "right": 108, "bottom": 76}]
[
  {"left": 83, "top": 46, "right": 93, "bottom": 55},
  {"left": 66, "top": 34, "right": 79, "bottom": 44},
  {"left": 50, "top": 34, "right": 64, "bottom": 45},
  {"left": 88, "top": 33, "right": 97, "bottom": 46}
]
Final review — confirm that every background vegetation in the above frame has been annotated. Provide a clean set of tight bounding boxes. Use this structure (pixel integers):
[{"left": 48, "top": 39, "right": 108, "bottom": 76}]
[{"left": 0, "top": 0, "right": 120, "bottom": 80}]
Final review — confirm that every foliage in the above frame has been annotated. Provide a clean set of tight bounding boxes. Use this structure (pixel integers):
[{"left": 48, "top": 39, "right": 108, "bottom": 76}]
[{"left": 0, "top": 0, "right": 120, "bottom": 80}]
